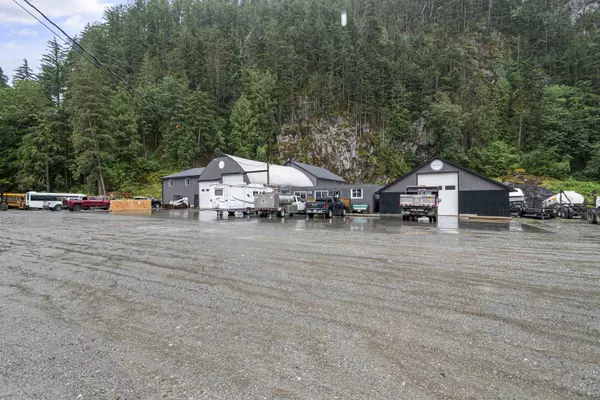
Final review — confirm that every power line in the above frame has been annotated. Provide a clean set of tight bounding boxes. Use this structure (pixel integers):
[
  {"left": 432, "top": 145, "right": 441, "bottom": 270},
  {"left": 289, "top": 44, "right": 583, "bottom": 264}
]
[
  {"left": 11, "top": 0, "right": 67, "bottom": 43},
  {"left": 11, "top": 0, "right": 123, "bottom": 88},
  {"left": 19, "top": 0, "right": 165, "bottom": 116}
]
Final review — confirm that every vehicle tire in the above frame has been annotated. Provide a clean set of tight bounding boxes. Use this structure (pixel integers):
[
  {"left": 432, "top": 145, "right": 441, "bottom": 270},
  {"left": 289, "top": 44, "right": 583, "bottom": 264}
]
[
  {"left": 289, "top": 213, "right": 294, "bottom": 217},
  {"left": 590, "top": 209, "right": 598, "bottom": 224},
  {"left": 308, "top": 214, "right": 314, "bottom": 219},
  {"left": 428, "top": 217, "right": 432, "bottom": 223},
  {"left": 54, "top": 204, "right": 62, "bottom": 211},
  {"left": 341, "top": 208, "right": 346, "bottom": 217},
  {"left": 0, "top": 203, "right": 7, "bottom": 211},
  {"left": 433, "top": 216, "right": 437, "bottom": 223},
  {"left": 228, "top": 212, "right": 235, "bottom": 217},
  {"left": 74, "top": 204, "right": 82, "bottom": 212},
  {"left": 279, "top": 208, "right": 286, "bottom": 218},
  {"left": 327, "top": 209, "right": 333, "bottom": 219}
]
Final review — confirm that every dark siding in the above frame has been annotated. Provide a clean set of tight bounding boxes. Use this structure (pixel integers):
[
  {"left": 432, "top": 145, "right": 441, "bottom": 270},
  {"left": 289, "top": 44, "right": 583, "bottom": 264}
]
[
  {"left": 198, "top": 156, "right": 245, "bottom": 181},
  {"left": 379, "top": 192, "right": 402, "bottom": 214},
  {"left": 380, "top": 158, "right": 506, "bottom": 192},
  {"left": 459, "top": 190, "right": 509, "bottom": 217}
]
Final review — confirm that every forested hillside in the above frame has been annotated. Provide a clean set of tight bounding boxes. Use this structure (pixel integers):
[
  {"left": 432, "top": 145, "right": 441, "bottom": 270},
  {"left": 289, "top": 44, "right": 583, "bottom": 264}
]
[{"left": 1, "top": 0, "right": 600, "bottom": 194}]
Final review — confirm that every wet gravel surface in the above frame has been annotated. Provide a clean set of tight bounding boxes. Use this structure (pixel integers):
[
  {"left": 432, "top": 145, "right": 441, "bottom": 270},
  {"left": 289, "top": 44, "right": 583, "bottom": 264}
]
[{"left": 1, "top": 210, "right": 599, "bottom": 399}]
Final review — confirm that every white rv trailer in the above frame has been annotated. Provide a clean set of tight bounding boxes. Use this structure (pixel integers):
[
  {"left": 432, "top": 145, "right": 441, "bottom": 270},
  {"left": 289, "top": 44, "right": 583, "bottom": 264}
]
[{"left": 209, "top": 183, "right": 272, "bottom": 216}]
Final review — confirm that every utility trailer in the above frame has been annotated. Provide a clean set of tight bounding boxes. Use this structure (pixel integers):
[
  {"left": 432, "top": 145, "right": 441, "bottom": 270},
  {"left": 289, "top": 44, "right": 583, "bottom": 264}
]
[
  {"left": 209, "top": 183, "right": 270, "bottom": 217},
  {"left": 399, "top": 186, "right": 439, "bottom": 223},
  {"left": 255, "top": 193, "right": 306, "bottom": 217},
  {"left": 542, "top": 191, "right": 586, "bottom": 219}
]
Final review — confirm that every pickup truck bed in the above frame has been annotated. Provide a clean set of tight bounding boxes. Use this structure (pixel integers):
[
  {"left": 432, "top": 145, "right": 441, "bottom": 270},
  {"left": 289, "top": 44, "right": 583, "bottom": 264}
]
[{"left": 66, "top": 196, "right": 110, "bottom": 211}]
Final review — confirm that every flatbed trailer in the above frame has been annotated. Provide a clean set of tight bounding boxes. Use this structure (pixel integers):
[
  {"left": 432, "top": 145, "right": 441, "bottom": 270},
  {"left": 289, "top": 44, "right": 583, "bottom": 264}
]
[{"left": 518, "top": 207, "right": 552, "bottom": 219}]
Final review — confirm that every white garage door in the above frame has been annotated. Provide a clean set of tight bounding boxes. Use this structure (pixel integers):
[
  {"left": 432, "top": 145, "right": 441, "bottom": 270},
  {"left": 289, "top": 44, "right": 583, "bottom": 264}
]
[
  {"left": 418, "top": 172, "right": 459, "bottom": 216},
  {"left": 222, "top": 174, "right": 244, "bottom": 183},
  {"left": 199, "top": 180, "right": 219, "bottom": 209}
]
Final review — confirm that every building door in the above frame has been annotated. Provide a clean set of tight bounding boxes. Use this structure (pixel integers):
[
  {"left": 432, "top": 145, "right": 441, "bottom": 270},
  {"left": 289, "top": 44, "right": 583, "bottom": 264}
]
[
  {"left": 418, "top": 172, "right": 459, "bottom": 216},
  {"left": 199, "top": 180, "right": 219, "bottom": 209},
  {"left": 222, "top": 174, "right": 244, "bottom": 183},
  {"left": 194, "top": 194, "right": 199, "bottom": 208}
]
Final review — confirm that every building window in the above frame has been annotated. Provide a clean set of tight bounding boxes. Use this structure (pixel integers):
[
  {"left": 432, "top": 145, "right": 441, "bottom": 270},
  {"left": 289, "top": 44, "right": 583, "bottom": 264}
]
[
  {"left": 351, "top": 188, "right": 363, "bottom": 199},
  {"left": 445, "top": 185, "right": 456, "bottom": 190},
  {"left": 168, "top": 179, "right": 174, "bottom": 187},
  {"left": 185, "top": 178, "right": 190, "bottom": 186},
  {"left": 294, "top": 191, "right": 307, "bottom": 199},
  {"left": 315, "top": 190, "right": 329, "bottom": 199}
]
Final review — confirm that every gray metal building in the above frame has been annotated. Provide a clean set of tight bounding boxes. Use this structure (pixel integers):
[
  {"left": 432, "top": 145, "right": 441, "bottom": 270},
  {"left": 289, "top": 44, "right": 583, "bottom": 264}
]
[
  {"left": 377, "top": 157, "right": 510, "bottom": 217},
  {"left": 197, "top": 154, "right": 315, "bottom": 209},
  {"left": 161, "top": 168, "right": 205, "bottom": 207},
  {"left": 290, "top": 183, "right": 382, "bottom": 213}
]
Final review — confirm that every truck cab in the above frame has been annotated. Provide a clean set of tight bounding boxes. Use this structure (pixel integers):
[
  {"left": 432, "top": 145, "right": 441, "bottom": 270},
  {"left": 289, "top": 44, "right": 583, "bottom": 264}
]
[{"left": 306, "top": 197, "right": 347, "bottom": 218}]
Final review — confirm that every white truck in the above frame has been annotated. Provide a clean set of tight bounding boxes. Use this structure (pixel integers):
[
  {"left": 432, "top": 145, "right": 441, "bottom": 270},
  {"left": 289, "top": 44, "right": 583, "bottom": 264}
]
[
  {"left": 209, "top": 183, "right": 270, "bottom": 216},
  {"left": 254, "top": 193, "right": 306, "bottom": 217},
  {"left": 399, "top": 186, "right": 439, "bottom": 223}
]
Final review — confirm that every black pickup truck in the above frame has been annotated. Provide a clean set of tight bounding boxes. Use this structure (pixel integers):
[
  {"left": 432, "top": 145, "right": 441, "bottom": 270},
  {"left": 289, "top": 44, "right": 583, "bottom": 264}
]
[{"left": 306, "top": 197, "right": 347, "bottom": 218}]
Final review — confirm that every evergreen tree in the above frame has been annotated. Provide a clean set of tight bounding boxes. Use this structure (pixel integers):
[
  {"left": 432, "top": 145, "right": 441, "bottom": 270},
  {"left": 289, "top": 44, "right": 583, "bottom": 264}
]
[
  {"left": 0, "top": 67, "right": 8, "bottom": 88},
  {"left": 13, "top": 58, "right": 35, "bottom": 82},
  {"left": 39, "top": 39, "right": 67, "bottom": 107}
]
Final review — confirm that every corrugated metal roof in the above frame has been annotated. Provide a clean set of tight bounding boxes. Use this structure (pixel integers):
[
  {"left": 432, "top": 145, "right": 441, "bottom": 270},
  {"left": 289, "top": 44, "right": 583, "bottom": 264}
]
[
  {"left": 162, "top": 167, "right": 205, "bottom": 179},
  {"left": 286, "top": 160, "right": 346, "bottom": 182},
  {"left": 225, "top": 155, "right": 314, "bottom": 186}
]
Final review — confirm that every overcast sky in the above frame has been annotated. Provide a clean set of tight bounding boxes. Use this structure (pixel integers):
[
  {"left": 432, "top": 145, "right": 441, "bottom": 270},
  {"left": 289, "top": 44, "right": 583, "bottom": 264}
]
[{"left": 0, "top": 0, "right": 113, "bottom": 82}]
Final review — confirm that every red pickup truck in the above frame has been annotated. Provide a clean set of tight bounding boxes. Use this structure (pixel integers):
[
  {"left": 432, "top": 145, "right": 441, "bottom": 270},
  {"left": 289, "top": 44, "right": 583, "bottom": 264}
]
[{"left": 66, "top": 196, "right": 110, "bottom": 211}]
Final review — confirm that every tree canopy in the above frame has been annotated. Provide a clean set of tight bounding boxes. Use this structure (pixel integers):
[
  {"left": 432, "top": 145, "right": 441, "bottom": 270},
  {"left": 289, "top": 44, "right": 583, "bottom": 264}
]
[{"left": 1, "top": 0, "right": 600, "bottom": 193}]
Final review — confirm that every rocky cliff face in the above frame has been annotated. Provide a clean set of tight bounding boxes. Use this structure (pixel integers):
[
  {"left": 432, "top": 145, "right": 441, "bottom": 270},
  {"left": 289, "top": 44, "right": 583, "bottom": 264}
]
[
  {"left": 276, "top": 117, "right": 377, "bottom": 183},
  {"left": 567, "top": 0, "right": 600, "bottom": 22}
]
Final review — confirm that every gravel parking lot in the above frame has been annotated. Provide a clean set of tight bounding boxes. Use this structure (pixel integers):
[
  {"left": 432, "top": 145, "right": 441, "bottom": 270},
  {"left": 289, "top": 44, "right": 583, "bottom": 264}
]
[{"left": 1, "top": 210, "right": 599, "bottom": 399}]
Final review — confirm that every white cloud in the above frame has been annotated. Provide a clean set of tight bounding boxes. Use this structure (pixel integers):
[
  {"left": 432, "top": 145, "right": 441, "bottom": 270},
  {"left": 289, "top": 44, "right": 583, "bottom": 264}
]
[
  {"left": 0, "top": 0, "right": 114, "bottom": 32},
  {"left": 62, "top": 15, "right": 86, "bottom": 33},
  {"left": 3, "top": 40, "right": 21, "bottom": 50},
  {"left": 9, "top": 27, "right": 38, "bottom": 37}
]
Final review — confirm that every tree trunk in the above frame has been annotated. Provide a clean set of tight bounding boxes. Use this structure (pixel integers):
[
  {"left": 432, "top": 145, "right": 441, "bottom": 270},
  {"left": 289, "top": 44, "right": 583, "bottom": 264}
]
[
  {"left": 45, "top": 160, "right": 50, "bottom": 192},
  {"left": 518, "top": 113, "right": 523, "bottom": 148}
]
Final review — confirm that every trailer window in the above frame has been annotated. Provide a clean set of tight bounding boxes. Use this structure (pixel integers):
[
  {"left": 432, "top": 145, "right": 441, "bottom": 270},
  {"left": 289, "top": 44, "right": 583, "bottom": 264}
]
[
  {"left": 214, "top": 189, "right": 223, "bottom": 196},
  {"left": 445, "top": 185, "right": 456, "bottom": 190},
  {"left": 351, "top": 189, "right": 363, "bottom": 199}
]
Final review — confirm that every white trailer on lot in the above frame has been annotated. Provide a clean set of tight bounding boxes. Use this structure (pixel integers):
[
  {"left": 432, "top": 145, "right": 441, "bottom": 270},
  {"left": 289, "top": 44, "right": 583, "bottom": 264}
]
[{"left": 209, "top": 183, "right": 271, "bottom": 216}]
